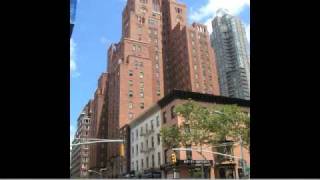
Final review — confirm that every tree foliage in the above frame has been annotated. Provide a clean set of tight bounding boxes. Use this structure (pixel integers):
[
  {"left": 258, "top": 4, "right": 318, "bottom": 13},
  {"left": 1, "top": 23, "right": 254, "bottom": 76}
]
[{"left": 160, "top": 99, "right": 250, "bottom": 149}]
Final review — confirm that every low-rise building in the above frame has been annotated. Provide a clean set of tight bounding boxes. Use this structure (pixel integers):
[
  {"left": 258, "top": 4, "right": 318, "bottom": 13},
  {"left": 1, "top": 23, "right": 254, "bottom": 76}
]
[
  {"left": 128, "top": 90, "right": 250, "bottom": 178},
  {"left": 70, "top": 101, "right": 93, "bottom": 178}
]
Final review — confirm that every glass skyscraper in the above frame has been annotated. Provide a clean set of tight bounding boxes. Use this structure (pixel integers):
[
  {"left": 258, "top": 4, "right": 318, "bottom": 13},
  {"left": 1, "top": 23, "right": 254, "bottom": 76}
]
[
  {"left": 211, "top": 9, "right": 250, "bottom": 100},
  {"left": 70, "top": 0, "right": 77, "bottom": 38}
]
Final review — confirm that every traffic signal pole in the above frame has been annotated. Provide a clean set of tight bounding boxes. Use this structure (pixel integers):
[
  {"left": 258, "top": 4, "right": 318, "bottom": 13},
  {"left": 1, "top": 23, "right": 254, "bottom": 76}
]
[{"left": 171, "top": 153, "right": 177, "bottom": 178}]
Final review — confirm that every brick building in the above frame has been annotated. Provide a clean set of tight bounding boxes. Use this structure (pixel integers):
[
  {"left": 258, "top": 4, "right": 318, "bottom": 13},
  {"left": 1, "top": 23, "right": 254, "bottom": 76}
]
[
  {"left": 88, "top": 73, "right": 108, "bottom": 177},
  {"left": 99, "top": 0, "right": 221, "bottom": 177},
  {"left": 128, "top": 90, "right": 250, "bottom": 178},
  {"left": 70, "top": 101, "right": 93, "bottom": 178}
]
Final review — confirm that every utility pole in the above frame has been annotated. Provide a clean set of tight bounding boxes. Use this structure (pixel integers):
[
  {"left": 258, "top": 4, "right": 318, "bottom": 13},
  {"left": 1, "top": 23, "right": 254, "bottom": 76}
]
[
  {"left": 171, "top": 153, "right": 177, "bottom": 178},
  {"left": 239, "top": 135, "right": 245, "bottom": 178},
  {"left": 200, "top": 146, "right": 204, "bottom": 178}
]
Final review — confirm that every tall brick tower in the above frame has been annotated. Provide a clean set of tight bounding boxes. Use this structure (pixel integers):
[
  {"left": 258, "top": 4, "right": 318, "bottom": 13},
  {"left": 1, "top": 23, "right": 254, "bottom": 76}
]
[
  {"left": 105, "top": 0, "right": 165, "bottom": 177},
  {"left": 103, "top": 0, "right": 220, "bottom": 177},
  {"left": 162, "top": 0, "right": 220, "bottom": 95}
]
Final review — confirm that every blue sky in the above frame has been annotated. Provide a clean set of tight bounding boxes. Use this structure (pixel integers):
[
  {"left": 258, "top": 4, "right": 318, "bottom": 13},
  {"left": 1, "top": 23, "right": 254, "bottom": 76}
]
[{"left": 70, "top": 0, "right": 250, "bottom": 141}]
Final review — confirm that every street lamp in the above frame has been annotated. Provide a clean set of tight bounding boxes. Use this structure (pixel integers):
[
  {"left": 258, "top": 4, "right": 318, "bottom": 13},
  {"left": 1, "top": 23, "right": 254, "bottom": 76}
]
[{"left": 71, "top": 138, "right": 124, "bottom": 147}]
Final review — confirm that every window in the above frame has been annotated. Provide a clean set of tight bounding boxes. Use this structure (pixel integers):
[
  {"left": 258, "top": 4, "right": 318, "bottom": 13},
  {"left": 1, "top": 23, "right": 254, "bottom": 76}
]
[
  {"left": 128, "top": 90, "right": 133, "bottom": 97},
  {"left": 146, "top": 156, "right": 149, "bottom": 168},
  {"left": 164, "top": 149, "right": 168, "bottom": 163},
  {"left": 136, "top": 160, "right": 139, "bottom": 171},
  {"left": 132, "top": 146, "right": 134, "bottom": 157},
  {"left": 155, "top": 63, "right": 159, "bottom": 69},
  {"left": 139, "top": 72, "right": 144, "bottom": 78},
  {"left": 151, "top": 120, "right": 154, "bottom": 131},
  {"left": 139, "top": 62, "right": 144, "bottom": 67},
  {"left": 156, "top": 116, "right": 160, "bottom": 126},
  {"left": 157, "top": 133, "right": 160, "bottom": 145},
  {"left": 146, "top": 139, "right": 149, "bottom": 149},
  {"left": 141, "top": 159, "right": 144, "bottom": 169},
  {"left": 132, "top": 132, "right": 134, "bottom": 142},
  {"left": 140, "top": 82, "right": 144, "bottom": 88},
  {"left": 128, "top": 102, "right": 133, "bottom": 109},
  {"left": 175, "top": 7, "right": 182, "bottom": 14},
  {"left": 136, "top": 129, "right": 139, "bottom": 139},
  {"left": 136, "top": 144, "right": 138, "bottom": 156},
  {"left": 129, "top": 80, "right": 133, "bottom": 86},
  {"left": 151, "top": 136, "right": 154, "bottom": 148},
  {"left": 163, "top": 111, "right": 166, "bottom": 123},
  {"left": 194, "top": 65, "right": 197, "bottom": 70},
  {"left": 141, "top": 142, "right": 144, "bottom": 151},
  {"left": 131, "top": 162, "right": 134, "bottom": 170},
  {"left": 171, "top": 106, "right": 176, "bottom": 118},
  {"left": 129, "top": 70, "right": 133, "bottom": 76},
  {"left": 140, "top": 92, "right": 144, "bottom": 98},
  {"left": 140, "top": 126, "right": 144, "bottom": 135},
  {"left": 137, "top": 16, "right": 145, "bottom": 24},
  {"left": 140, "top": 103, "right": 144, "bottom": 109},
  {"left": 158, "top": 152, "right": 161, "bottom": 166},
  {"left": 146, "top": 123, "right": 149, "bottom": 133},
  {"left": 152, "top": 154, "right": 155, "bottom": 168}
]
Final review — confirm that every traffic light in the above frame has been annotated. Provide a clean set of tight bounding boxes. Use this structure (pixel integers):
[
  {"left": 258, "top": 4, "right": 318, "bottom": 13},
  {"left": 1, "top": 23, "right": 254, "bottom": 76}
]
[
  {"left": 120, "top": 144, "right": 125, "bottom": 157},
  {"left": 171, "top": 153, "right": 177, "bottom": 164}
]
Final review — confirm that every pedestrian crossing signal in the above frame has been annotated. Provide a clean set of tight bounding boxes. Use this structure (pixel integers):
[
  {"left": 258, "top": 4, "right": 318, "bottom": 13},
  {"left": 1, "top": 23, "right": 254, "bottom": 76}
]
[
  {"left": 171, "top": 153, "right": 177, "bottom": 164},
  {"left": 120, "top": 144, "right": 125, "bottom": 157}
]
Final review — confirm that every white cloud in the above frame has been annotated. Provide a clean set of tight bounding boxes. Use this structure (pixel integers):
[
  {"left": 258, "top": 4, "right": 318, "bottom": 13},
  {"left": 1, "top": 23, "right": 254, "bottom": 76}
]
[
  {"left": 70, "top": 39, "right": 80, "bottom": 78},
  {"left": 204, "top": 18, "right": 213, "bottom": 34},
  {"left": 70, "top": 39, "right": 76, "bottom": 72},
  {"left": 190, "top": 0, "right": 250, "bottom": 22},
  {"left": 245, "top": 23, "right": 250, "bottom": 42},
  {"left": 70, "top": 125, "right": 76, "bottom": 147}
]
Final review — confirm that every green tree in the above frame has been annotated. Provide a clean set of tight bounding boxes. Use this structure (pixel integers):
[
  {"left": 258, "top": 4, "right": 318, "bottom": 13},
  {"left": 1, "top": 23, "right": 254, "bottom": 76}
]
[
  {"left": 160, "top": 124, "right": 181, "bottom": 149},
  {"left": 160, "top": 99, "right": 250, "bottom": 149},
  {"left": 209, "top": 104, "right": 250, "bottom": 147}
]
